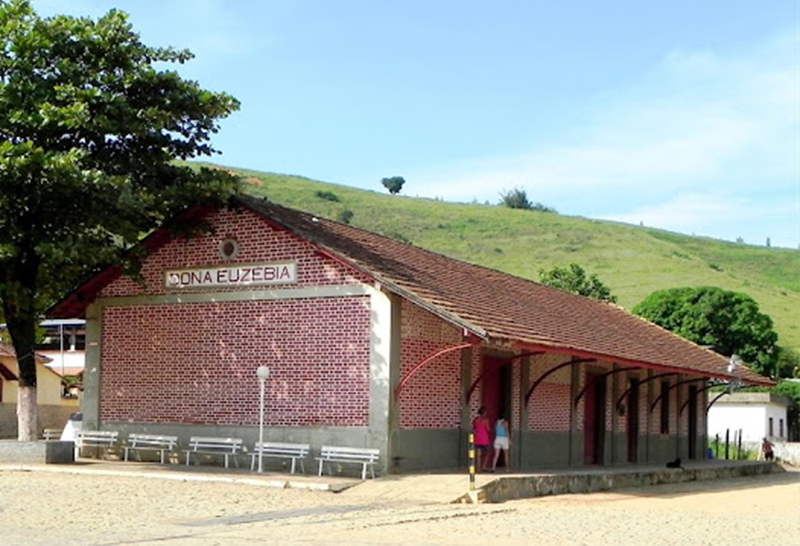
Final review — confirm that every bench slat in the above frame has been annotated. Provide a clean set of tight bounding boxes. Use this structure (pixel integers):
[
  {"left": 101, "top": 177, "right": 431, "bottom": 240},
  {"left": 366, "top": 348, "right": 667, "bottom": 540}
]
[
  {"left": 317, "top": 445, "right": 380, "bottom": 480},
  {"left": 123, "top": 434, "right": 179, "bottom": 464},
  {"left": 42, "top": 428, "right": 62, "bottom": 441},
  {"left": 76, "top": 430, "right": 119, "bottom": 460},
  {"left": 250, "top": 442, "right": 310, "bottom": 474},
  {"left": 184, "top": 436, "right": 243, "bottom": 469}
]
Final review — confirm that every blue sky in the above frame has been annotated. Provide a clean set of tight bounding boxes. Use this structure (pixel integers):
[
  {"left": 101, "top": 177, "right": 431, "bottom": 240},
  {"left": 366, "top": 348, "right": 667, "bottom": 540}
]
[{"left": 39, "top": 1, "right": 799, "bottom": 248}]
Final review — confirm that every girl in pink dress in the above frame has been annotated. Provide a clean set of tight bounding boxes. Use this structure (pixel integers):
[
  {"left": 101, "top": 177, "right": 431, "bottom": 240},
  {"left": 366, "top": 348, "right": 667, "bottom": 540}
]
[{"left": 472, "top": 406, "right": 492, "bottom": 471}]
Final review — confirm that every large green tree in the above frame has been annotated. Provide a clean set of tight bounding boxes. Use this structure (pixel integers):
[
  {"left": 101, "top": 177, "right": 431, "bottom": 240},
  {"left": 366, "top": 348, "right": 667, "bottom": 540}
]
[
  {"left": 539, "top": 263, "right": 617, "bottom": 303},
  {"left": 633, "top": 286, "right": 778, "bottom": 377},
  {"left": 0, "top": 0, "right": 240, "bottom": 439}
]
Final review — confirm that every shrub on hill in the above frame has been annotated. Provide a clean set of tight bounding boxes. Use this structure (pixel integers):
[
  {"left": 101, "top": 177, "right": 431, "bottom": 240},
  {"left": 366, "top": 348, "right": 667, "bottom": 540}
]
[
  {"left": 315, "top": 190, "right": 340, "bottom": 202},
  {"left": 338, "top": 209, "right": 354, "bottom": 224},
  {"left": 500, "top": 188, "right": 556, "bottom": 212}
]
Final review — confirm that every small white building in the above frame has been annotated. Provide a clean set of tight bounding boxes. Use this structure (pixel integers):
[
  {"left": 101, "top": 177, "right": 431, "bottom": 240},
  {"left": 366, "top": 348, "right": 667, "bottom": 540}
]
[{"left": 708, "top": 392, "right": 790, "bottom": 442}]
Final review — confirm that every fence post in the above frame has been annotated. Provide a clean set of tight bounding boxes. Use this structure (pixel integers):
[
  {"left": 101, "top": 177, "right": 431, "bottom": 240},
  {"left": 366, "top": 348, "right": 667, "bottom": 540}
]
[
  {"left": 725, "top": 429, "right": 730, "bottom": 460},
  {"left": 468, "top": 432, "right": 476, "bottom": 491},
  {"left": 737, "top": 429, "right": 743, "bottom": 460}
]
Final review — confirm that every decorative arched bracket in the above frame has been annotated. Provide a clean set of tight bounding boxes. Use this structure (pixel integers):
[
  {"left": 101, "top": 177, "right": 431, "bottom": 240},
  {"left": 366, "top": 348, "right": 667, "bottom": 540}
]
[
  {"left": 524, "top": 358, "right": 595, "bottom": 408},
  {"left": 466, "top": 351, "right": 542, "bottom": 402},
  {"left": 466, "top": 372, "right": 484, "bottom": 402},
  {"left": 574, "top": 366, "right": 638, "bottom": 407},
  {"left": 395, "top": 337, "right": 481, "bottom": 397},
  {"left": 706, "top": 390, "right": 732, "bottom": 413},
  {"left": 649, "top": 377, "right": 707, "bottom": 412},
  {"left": 615, "top": 372, "right": 678, "bottom": 412},
  {"left": 679, "top": 382, "right": 724, "bottom": 415},
  {"left": 703, "top": 383, "right": 764, "bottom": 414}
]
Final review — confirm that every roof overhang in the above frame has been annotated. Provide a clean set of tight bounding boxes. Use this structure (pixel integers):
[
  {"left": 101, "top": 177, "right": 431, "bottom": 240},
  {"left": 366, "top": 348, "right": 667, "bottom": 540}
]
[
  {"left": 512, "top": 340, "right": 775, "bottom": 387},
  {"left": 0, "top": 363, "right": 18, "bottom": 381}
]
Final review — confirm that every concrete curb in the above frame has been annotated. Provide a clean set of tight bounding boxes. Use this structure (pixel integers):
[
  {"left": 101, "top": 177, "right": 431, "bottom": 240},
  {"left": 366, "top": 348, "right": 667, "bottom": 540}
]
[
  {"left": 475, "top": 461, "right": 783, "bottom": 503},
  {"left": 0, "top": 463, "right": 359, "bottom": 492}
]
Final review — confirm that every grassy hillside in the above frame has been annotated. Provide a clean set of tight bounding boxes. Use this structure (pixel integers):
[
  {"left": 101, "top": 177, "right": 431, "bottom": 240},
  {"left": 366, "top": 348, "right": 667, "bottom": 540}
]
[{"left": 209, "top": 165, "right": 800, "bottom": 351}]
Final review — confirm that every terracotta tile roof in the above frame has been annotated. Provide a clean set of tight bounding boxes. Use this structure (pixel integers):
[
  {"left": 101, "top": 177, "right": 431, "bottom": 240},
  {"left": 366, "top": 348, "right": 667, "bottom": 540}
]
[
  {"left": 0, "top": 344, "right": 53, "bottom": 379},
  {"left": 48, "top": 195, "right": 771, "bottom": 386},
  {"left": 239, "top": 195, "right": 770, "bottom": 386},
  {"left": 0, "top": 343, "right": 52, "bottom": 364}
]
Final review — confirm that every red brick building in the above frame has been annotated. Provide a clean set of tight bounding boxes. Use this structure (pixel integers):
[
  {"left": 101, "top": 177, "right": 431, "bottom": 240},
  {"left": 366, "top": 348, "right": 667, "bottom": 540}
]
[{"left": 50, "top": 195, "right": 770, "bottom": 472}]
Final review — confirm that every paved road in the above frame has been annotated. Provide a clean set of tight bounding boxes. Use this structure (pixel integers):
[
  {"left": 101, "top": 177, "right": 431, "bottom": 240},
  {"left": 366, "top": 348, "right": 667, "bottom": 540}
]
[{"left": 1, "top": 466, "right": 797, "bottom": 545}]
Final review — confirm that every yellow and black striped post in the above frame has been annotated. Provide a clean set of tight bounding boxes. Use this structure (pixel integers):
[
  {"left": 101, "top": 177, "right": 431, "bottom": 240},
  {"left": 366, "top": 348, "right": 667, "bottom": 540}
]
[{"left": 468, "top": 432, "right": 476, "bottom": 490}]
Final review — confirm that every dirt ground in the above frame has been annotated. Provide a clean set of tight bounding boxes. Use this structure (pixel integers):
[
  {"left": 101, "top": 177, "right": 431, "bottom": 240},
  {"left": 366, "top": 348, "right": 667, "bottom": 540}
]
[{"left": 1, "top": 466, "right": 797, "bottom": 545}]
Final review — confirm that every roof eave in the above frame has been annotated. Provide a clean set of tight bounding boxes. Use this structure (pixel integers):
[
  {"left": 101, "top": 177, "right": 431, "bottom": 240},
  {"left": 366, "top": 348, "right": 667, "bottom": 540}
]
[{"left": 511, "top": 340, "right": 775, "bottom": 386}]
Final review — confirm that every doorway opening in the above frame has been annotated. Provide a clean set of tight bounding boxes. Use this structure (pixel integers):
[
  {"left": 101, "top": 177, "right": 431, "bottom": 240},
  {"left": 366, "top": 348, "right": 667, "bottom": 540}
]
[
  {"left": 688, "top": 385, "right": 698, "bottom": 459},
  {"left": 626, "top": 377, "right": 640, "bottom": 463},
  {"left": 583, "top": 372, "right": 607, "bottom": 465},
  {"left": 481, "top": 356, "right": 512, "bottom": 468}
]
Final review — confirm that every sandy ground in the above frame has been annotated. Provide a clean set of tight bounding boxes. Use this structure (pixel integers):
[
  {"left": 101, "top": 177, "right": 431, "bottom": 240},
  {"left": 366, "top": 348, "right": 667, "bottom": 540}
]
[{"left": 0, "top": 466, "right": 798, "bottom": 546}]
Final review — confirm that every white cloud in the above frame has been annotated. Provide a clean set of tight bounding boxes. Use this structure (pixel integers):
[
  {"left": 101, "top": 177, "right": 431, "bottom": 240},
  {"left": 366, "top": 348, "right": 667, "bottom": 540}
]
[
  {"left": 601, "top": 191, "right": 799, "bottom": 248},
  {"left": 409, "top": 26, "right": 799, "bottom": 245},
  {"left": 602, "top": 192, "right": 748, "bottom": 232}
]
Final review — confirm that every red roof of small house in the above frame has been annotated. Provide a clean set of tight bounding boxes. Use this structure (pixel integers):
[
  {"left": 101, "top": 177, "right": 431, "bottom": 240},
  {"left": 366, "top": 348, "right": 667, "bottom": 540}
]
[
  {"left": 48, "top": 195, "right": 772, "bottom": 386},
  {"left": 0, "top": 343, "right": 52, "bottom": 363},
  {"left": 0, "top": 344, "right": 54, "bottom": 380}
]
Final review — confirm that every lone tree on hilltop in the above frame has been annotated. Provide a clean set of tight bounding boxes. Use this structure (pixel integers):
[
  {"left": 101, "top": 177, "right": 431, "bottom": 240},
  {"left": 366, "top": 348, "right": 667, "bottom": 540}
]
[
  {"left": 500, "top": 187, "right": 532, "bottom": 209},
  {"left": 539, "top": 264, "right": 617, "bottom": 303},
  {"left": 0, "top": 0, "right": 240, "bottom": 440},
  {"left": 500, "top": 187, "right": 556, "bottom": 212},
  {"left": 633, "top": 286, "right": 779, "bottom": 377},
  {"left": 381, "top": 176, "right": 405, "bottom": 195}
]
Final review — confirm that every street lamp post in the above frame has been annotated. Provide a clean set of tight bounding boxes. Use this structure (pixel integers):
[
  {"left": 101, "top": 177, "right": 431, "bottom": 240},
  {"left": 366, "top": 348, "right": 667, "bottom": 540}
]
[
  {"left": 256, "top": 365, "right": 270, "bottom": 473},
  {"left": 727, "top": 355, "right": 742, "bottom": 392}
]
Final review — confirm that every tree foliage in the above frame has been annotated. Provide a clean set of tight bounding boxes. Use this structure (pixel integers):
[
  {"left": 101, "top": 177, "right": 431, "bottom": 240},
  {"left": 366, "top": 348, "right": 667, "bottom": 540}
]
[
  {"left": 775, "top": 346, "right": 800, "bottom": 379},
  {"left": 774, "top": 380, "right": 800, "bottom": 440},
  {"left": 538, "top": 263, "right": 617, "bottom": 303},
  {"left": 381, "top": 176, "right": 405, "bottom": 195},
  {"left": 499, "top": 187, "right": 556, "bottom": 212},
  {"left": 500, "top": 188, "right": 532, "bottom": 209},
  {"left": 632, "top": 287, "right": 779, "bottom": 377},
  {"left": 0, "top": 0, "right": 240, "bottom": 439}
]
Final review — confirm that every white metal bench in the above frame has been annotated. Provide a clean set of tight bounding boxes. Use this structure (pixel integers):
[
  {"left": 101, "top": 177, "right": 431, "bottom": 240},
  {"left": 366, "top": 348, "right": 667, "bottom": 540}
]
[
  {"left": 123, "top": 433, "right": 179, "bottom": 464},
  {"left": 76, "top": 430, "right": 119, "bottom": 459},
  {"left": 184, "top": 436, "right": 243, "bottom": 469},
  {"left": 249, "top": 442, "right": 310, "bottom": 474},
  {"left": 42, "top": 428, "right": 62, "bottom": 440},
  {"left": 316, "top": 445, "right": 380, "bottom": 480}
]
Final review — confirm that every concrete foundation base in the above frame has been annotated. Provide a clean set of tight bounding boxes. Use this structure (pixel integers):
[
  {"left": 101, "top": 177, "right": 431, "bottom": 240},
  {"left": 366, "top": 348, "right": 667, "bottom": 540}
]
[
  {"left": 0, "top": 440, "right": 75, "bottom": 464},
  {"left": 456, "top": 461, "right": 783, "bottom": 503}
]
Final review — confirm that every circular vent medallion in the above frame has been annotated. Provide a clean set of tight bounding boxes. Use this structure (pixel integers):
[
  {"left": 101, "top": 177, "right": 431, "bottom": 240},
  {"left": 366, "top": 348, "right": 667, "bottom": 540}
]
[{"left": 219, "top": 238, "right": 239, "bottom": 261}]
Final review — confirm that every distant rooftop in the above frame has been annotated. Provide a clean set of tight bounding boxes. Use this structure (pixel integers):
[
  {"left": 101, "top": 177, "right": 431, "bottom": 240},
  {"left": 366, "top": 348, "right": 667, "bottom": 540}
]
[{"left": 713, "top": 392, "right": 791, "bottom": 406}]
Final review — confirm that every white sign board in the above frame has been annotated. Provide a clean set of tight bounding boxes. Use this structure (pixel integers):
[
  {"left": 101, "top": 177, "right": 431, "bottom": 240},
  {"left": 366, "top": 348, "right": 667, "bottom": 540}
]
[{"left": 165, "top": 262, "right": 297, "bottom": 289}]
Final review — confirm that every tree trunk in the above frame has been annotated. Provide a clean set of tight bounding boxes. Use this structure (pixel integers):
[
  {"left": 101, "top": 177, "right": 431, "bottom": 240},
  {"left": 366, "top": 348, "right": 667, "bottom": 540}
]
[
  {"left": 2, "top": 283, "right": 41, "bottom": 441},
  {"left": 17, "top": 386, "right": 38, "bottom": 440},
  {"left": 9, "top": 318, "right": 39, "bottom": 440}
]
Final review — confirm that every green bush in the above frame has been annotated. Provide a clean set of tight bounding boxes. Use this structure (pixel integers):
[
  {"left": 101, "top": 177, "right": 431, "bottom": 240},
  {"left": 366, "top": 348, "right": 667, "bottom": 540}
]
[
  {"left": 499, "top": 188, "right": 532, "bottom": 209},
  {"left": 338, "top": 209, "right": 354, "bottom": 224},
  {"left": 315, "top": 190, "right": 340, "bottom": 202},
  {"left": 499, "top": 188, "right": 557, "bottom": 212}
]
